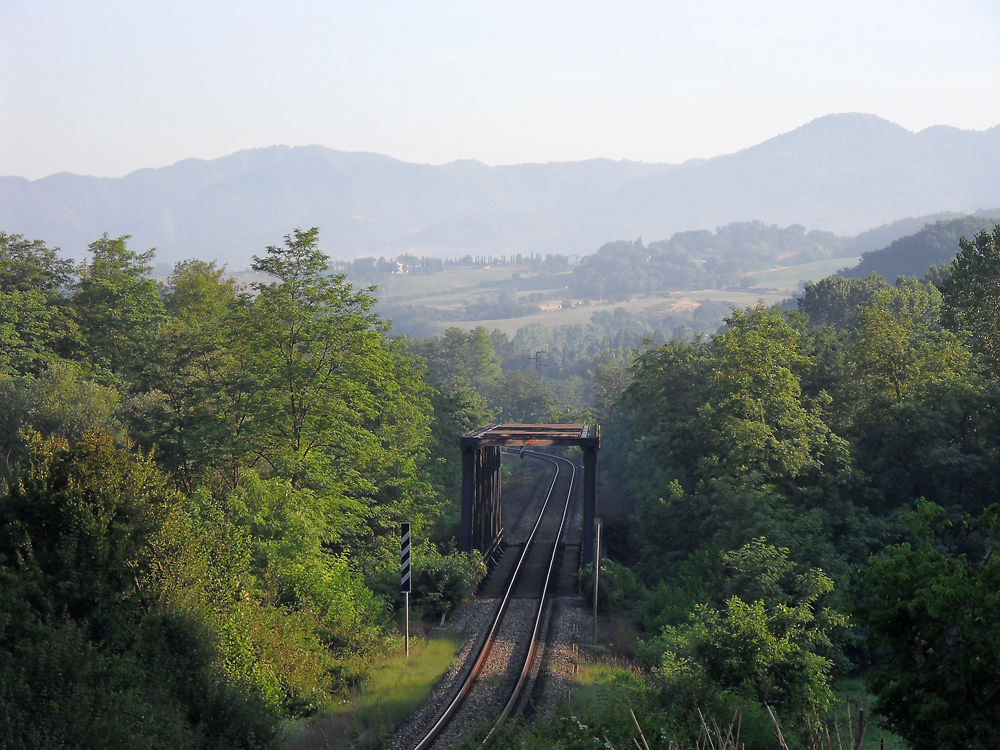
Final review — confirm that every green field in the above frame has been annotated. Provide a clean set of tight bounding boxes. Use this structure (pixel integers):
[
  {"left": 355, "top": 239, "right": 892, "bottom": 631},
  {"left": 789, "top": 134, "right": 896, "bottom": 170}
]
[
  {"left": 744, "top": 255, "right": 859, "bottom": 291},
  {"left": 368, "top": 256, "right": 859, "bottom": 335},
  {"left": 225, "top": 255, "right": 858, "bottom": 337},
  {"left": 377, "top": 267, "right": 565, "bottom": 306},
  {"left": 455, "top": 296, "right": 672, "bottom": 335}
]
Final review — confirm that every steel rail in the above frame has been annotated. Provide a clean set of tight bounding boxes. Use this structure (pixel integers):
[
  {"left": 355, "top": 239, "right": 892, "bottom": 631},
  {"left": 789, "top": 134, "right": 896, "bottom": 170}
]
[
  {"left": 412, "top": 450, "right": 575, "bottom": 750},
  {"left": 482, "top": 449, "right": 576, "bottom": 744}
]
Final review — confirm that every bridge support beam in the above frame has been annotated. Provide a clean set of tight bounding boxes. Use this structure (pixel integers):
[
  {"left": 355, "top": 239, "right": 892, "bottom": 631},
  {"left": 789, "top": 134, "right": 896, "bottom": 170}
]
[
  {"left": 460, "top": 444, "right": 503, "bottom": 556},
  {"left": 460, "top": 446, "right": 475, "bottom": 553}
]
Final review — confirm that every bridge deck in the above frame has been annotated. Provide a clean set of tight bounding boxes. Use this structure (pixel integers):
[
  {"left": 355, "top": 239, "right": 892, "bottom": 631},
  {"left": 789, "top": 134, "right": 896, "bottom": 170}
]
[{"left": 461, "top": 423, "right": 600, "bottom": 448}]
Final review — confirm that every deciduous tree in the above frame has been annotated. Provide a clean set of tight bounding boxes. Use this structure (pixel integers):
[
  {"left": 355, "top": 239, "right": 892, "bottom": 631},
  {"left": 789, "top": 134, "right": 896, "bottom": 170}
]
[
  {"left": 940, "top": 224, "right": 1000, "bottom": 370},
  {"left": 72, "top": 234, "right": 163, "bottom": 378},
  {"left": 857, "top": 501, "right": 1000, "bottom": 750}
]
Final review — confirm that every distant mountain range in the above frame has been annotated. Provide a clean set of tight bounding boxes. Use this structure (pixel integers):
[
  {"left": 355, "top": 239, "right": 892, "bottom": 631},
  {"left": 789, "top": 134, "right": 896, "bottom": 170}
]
[{"left": 2, "top": 113, "right": 999, "bottom": 270}]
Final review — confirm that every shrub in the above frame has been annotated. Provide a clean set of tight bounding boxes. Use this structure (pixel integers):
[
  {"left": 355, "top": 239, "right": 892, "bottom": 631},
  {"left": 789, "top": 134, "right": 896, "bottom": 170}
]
[{"left": 371, "top": 543, "right": 486, "bottom": 622}]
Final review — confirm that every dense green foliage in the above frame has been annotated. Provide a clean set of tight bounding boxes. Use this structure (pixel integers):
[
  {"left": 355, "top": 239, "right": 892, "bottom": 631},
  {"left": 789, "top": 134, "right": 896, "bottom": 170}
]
[
  {"left": 940, "top": 224, "right": 1000, "bottom": 370},
  {"left": 576, "top": 224, "right": 1000, "bottom": 747},
  {"left": 0, "top": 229, "right": 487, "bottom": 747},
  {"left": 3, "top": 219, "right": 1000, "bottom": 747},
  {"left": 0, "top": 431, "right": 278, "bottom": 748},
  {"left": 856, "top": 501, "right": 1000, "bottom": 750}
]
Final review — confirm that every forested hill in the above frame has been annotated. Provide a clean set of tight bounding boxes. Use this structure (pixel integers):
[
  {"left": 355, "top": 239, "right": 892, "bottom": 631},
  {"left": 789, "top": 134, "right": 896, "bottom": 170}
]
[
  {"left": 567, "top": 213, "right": 1000, "bottom": 302},
  {"left": 840, "top": 214, "right": 1000, "bottom": 280},
  {"left": 3, "top": 113, "right": 999, "bottom": 267}
]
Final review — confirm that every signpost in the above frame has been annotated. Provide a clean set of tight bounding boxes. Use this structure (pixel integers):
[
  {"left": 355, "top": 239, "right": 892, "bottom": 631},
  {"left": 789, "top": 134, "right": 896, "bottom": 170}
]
[{"left": 401, "top": 522, "right": 411, "bottom": 656}]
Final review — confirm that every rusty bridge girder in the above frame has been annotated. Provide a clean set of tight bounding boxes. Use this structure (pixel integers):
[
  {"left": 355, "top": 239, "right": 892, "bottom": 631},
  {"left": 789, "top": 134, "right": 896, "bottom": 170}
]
[{"left": 459, "top": 423, "right": 601, "bottom": 566}]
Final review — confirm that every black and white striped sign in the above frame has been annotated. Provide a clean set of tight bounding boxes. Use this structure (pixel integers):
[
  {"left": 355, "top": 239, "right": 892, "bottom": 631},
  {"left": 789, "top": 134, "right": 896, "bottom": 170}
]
[{"left": 400, "top": 522, "right": 411, "bottom": 593}]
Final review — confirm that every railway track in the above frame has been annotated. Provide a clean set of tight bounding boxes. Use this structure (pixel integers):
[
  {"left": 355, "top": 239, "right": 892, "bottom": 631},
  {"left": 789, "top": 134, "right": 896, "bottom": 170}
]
[{"left": 410, "top": 449, "right": 578, "bottom": 749}]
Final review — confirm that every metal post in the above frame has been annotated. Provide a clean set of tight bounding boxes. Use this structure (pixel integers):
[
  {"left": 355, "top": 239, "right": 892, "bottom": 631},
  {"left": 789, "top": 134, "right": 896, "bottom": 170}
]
[
  {"left": 405, "top": 591, "right": 410, "bottom": 657},
  {"left": 582, "top": 446, "right": 598, "bottom": 566},
  {"left": 593, "top": 517, "right": 602, "bottom": 645}
]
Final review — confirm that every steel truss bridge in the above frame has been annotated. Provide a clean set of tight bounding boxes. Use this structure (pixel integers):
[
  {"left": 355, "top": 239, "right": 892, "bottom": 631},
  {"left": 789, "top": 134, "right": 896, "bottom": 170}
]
[{"left": 459, "top": 423, "right": 600, "bottom": 566}]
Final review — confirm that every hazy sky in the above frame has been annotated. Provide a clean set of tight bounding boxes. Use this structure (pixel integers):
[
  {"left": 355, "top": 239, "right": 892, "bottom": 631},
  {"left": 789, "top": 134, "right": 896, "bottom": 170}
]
[{"left": 3, "top": 0, "right": 999, "bottom": 180}]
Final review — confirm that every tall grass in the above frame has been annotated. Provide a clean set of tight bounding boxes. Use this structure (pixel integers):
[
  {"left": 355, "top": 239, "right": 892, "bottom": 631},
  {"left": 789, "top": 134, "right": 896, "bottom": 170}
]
[
  {"left": 283, "top": 631, "right": 462, "bottom": 749},
  {"left": 487, "top": 661, "right": 913, "bottom": 749}
]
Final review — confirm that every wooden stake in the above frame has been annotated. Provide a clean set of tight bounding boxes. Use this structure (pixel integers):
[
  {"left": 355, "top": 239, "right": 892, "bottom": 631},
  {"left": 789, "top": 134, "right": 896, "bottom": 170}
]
[{"left": 631, "top": 708, "right": 651, "bottom": 750}]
